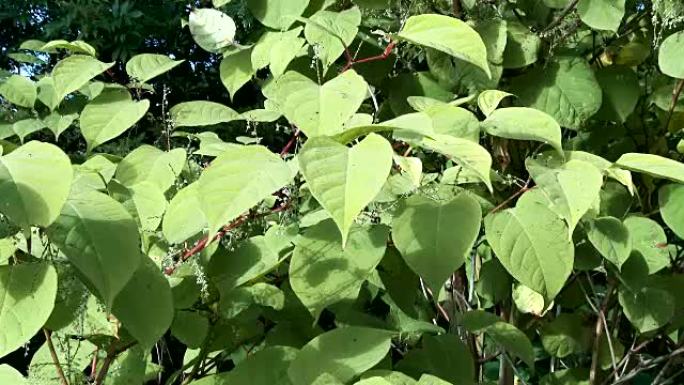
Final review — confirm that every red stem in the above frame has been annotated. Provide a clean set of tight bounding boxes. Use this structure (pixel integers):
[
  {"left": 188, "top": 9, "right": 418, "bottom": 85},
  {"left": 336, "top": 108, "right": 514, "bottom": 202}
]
[
  {"left": 279, "top": 129, "right": 300, "bottom": 157},
  {"left": 342, "top": 41, "right": 396, "bottom": 72}
]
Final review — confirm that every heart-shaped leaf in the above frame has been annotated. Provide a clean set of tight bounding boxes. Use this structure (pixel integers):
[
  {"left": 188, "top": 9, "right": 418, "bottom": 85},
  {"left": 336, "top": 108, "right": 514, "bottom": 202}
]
[{"left": 125, "top": 53, "right": 184, "bottom": 83}]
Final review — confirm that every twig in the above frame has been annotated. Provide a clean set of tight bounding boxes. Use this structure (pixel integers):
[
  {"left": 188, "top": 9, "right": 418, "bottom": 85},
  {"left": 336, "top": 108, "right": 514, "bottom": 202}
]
[
  {"left": 452, "top": 0, "right": 462, "bottom": 18},
  {"left": 664, "top": 79, "right": 684, "bottom": 132},
  {"left": 181, "top": 331, "right": 211, "bottom": 385},
  {"left": 541, "top": 0, "right": 580, "bottom": 34},
  {"left": 43, "top": 329, "right": 69, "bottom": 385},
  {"left": 489, "top": 178, "right": 531, "bottom": 214},
  {"left": 279, "top": 129, "right": 300, "bottom": 157},
  {"left": 94, "top": 341, "right": 137, "bottom": 385},
  {"left": 342, "top": 41, "right": 396, "bottom": 72},
  {"left": 589, "top": 282, "right": 616, "bottom": 385}
]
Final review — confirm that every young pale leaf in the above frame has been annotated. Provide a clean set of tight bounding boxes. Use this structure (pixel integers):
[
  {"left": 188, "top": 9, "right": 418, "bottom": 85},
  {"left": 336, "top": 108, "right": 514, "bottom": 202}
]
[
  {"left": 188, "top": 8, "right": 236, "bottom": 53},
  {"left": 659, "top": 184, "right": 684, "bottom": 240},
  {"left": 112, "top": 256, "right": 173, "bottom": 349},
  {"left": 40, "top": 39, "right": 96, "bottom": 56},
  {"left": 251, "top": 28, "right": 305, "bottom": 76},
  {"left": 51, "top": 55, "right": 114, "bottom": 102},
  {"left": 264, "top": 70, "right": 368, "bottom": 137},
  {"left": 47, "top": 188, "right": 142, "bottom": 307},
  {"left": 287, "top": 327, "right": 395, "bottom": 385},
  {"left": 0, "top": 263, "right": 57, "bottom": 359},
  {"left": 615, "top": 153, "right": 684, "bottom": 183},
  {"left": 303, "top": 7, "right": 361, "bottom": 70},
  {"left": 290, "top": 220, "right": 389, "bottom": 317},
  {"left": 43, "top": 111, "right": 78, "bottom": 139},
  {"left": 482, "top": 107, "right": 563, "bottom": 154},
  {"left": 623, "top": 216, "right": 670, "bottom": 274},
  {"left": 619, "top": 286, "right": 675, "bottom": 333},
  {"left": 510, "top": 57, "right": 602, "bottom": 129},
  {"left": 420, "top": 134, "right": 493, "bottom": 191},
  {"left": 162, "top": 182, "right": 207, "bottom": 244},
  {"left": 585, "top": 217, "right": 631, "bottom": 269},
  {"left": 80, "top": 89, "right": 150, "bottom": 152},
  {"left": 125, "top": 54, "right": 184, "bottom": 83},
  {"left": 513, "top": 284, "right": 550, "bottom": 316},
  {"left": 36, "top": 77, "right": 60, "bottom": 110},
  {"left": 392, "top": 193, "right": 481, "bottom": 292},
  {"left": 0, "top": 141, "right": 72, "bottom": 230},
  {"left": 170, "top": 101, "right": 240, "bottom": 127},
  {"left": 198, "top": 145, "right": 293, "bottom": 236},
  {"left": 220, "top": 48, "right": 255, "bottom": 99},
  {"left": 577, "top": 0, "right": 626, "bottom": 32},
  {"left": 397, "top": 14, "right": 490, "bottom": 78},
  {"left": 0, "top": 75, "right": 36, "bottom": 108},
  {"left": 477, "top": 90, "right": 514, "bottom": 117},
  {"left": 298, "top": 133, "right": 393, "bottom": 245},
  {"left": 0, "top": 365, "right": 26, "bottom": 384},
  {"left": 12, "top": 119, "right": 46, "bottom": 143},
  {"left": 115, "top": 146, "right": 186, "bottom": 192},
  {"left": 396, "top": 334, "right": 474, "bottom": 384},
  {"left": 485, "top": 192, "right": 574, "bottom": 300},
  {"left": 246, "top": 0, "right": 309, "bottom": 30},
  {"left": 658, "top": 30, "right": 684, "bottom": 79},
  {"left": 191, "top": 346, "right": 297, "bottom": 385}
]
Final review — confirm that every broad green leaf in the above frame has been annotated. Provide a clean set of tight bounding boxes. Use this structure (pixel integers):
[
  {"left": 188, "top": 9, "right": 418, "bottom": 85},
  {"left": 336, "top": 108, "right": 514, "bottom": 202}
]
[
  {"left": 0, "top": 263, "right": 57, "bottom": 359},
  {"left": 29, "top": 332, "right": 95, "bottom": 384},
  {"left": 0, "top": 75, "right": 36, "bottom": 108},
  {"left": 219, "top": 282, "right": 284, "bottom": 318},
  {"left": 115, "top": 145, "right": 186, "bottom": 192},
  {"left": 541, "top": 313, "right": 591, "bottom": 358},
  {"left": 170, "top": 101, "right": 240, "bottom": 127},
  {"left": 392, "top": 193, "right": 481, "bottom": 292},
  {"left": 112, "top": 256, "right": 173, "bottom": 349},
  {"left": 264, "top": 70, "right": 368, "bottom": 137},
  {"left": 623, "top": 216, "right": 670, "bottom": 274},
  {"left": 397, "top": 14, "right": 490, "bottom": 78},
  {"left": 525, "top": 159, "right": 604, "bottom": 231},
  {"left": 290, "top": 220, "right": 389, "bottom": 317},
  {"left": 360, "top": 370, "right": 418, "bottom": 385},
  {"left": 12, "top": 119, "right": 46, "bottom": 142},
  {"left": 387, "top": 72, "right": 453, "bottom": 115},
  {"left": 512, "top": 284, "right": 549, "bottom": 316},
  {"left": 80, "top": 89, "right": 150, "bottom": 152},
  {"left": 585, "top": 217, "right": 631, "bottom": 269},
  {"left": 595, "top": 66, "right": 639, "bottom": 122},
  {"left": 288, "top": 327, "right": 394, "bottom": 385},
  {"left": 502, "top": 21, "right": 541, "bottom": 69},
  {"left": 246, "top": 0, "right": 309, "bottom": 30},
  {"left": 0, "top": 141, "right": 72, "bottom": 229},
  {"left": 424, "top": 105, "right": 480, "bottom": 142},
  {"left": 220, "top": 48, "right": 255, "bottom": 99},
  {"left": 477, "top": 90, "right": 514, "bottom": 117},
  {"left": 303, "top": 7, "right": 361, "bottom": 70},
  {"left": 615, "top": 153, "right": 684, "bottom": 183},
  {"left": 659, "top": 184, "right": 684, "bottom": 239},
  {"left": 510, "top": 57, "right": 602, "bottom": 129},
  {"left": 618, "top": 286, "right": 675, "bottom": 333},
  {"left": 577, "top": 0, "right": 626, "bottom": 32},
  {"left": 417, "top": 375, "right": 453, "bottom": 385},
  {"left": 106, "top": 345, "right": 159, "bottom": 385},
  {"left": 475, "top": 259, "right": 512, "bottom": 307},
  {"left": 40, "top": 39, "right": 96, "bottom": 56},
  {"left": 109, "top": 181, "right": 168, "bottom": 232},
  {"left": 420, "top": 134, "right": 493, "bottom": 191},
  {"left": 162, "top": 182, "right": 207, "bottom": 244},
  {"left": 191, "top": 346, "right": 297, "bottom": 385},
  {"left": 396, "top": 334, "right": 474, "bottom": 385},
  {"left": 485, "top": 191, "right": 574, "bottom": 300},
  {"left": 462, "top": 310, "right": 535, "bottom": 368},
  {"left": 199, "top": 145, "right": 293, "bottom": 235},
  {"left": 540, "top": 369, "right": 589, "bottom": 385},
  {"left": 189, "top": 8, "right": 236, "bottom": 52},
  {"left": 51, "top": 55, "right": 114, "bottom": 102},
  {"left": 298, "top": 133, "right": 393, "bottom": 245},
  {"left": 658, "top": 30, "right": 684, "bottom": 79},
  {"left": 47, "top": 188, "right": 142, "bottom": 307},
  {"left": 170, "top": 311, "right": 209, "bottom": 348},
  {"left": 125, "top": 53, "right": 184, "bottom": 83},
  {"left": 0, "top": 365, "right": 25, "bottom": 384},
  {"left": 36, "top": 77, "right": 59, "bottom": 110},
  {"left": 207, "top": 236, "right": 281, "bottom": 291},
  {"left": 482, "top": 107, "right": 563, "bottom": 154},
  {"left": 251, "top": 28, "right": 305, "bottom": 77},
  {"left": 79, "top": 81, "right": 105, "bottom": 100},
  {"left": 43, "top": 111, "right": 78, "bottom": 139}
]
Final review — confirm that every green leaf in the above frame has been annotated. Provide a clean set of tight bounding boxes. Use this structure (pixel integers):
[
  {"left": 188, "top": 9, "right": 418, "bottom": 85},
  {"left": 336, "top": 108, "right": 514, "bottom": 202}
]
[
  {"left": 47, "top": 188, "right": 142, "bottom": 307},
  {"left": 303, "top": 7, "right": 361, "bottom": 70},
  {"left": 199, "top": 144, "right": 293, "bottom": 235},
  {"left": 595, "top": 66, "right": 639, "bottom": 123},
  {"left": 162, "top": 182, "right": 207, "bottom": 244},
  {"left": 36, "top": 76, "right": 59, "bottom": 110},
  {"left": 477, "top": 90, "right": 514, "bottom": 117},
  {"left": 0, "top": 75, "right": 36, "bottom": 108},
  {"left": 115, "top": 145, "right": 186, "bottom": 192},
  {"left": 502, "top": 21, "right": 541, "bottom": 69},
  {"left": 541, "top": 313, "right": 591, "bottom": 358},
  {"left": 0, "top": 141, "right": 73, "bottom": 229},
  {"left": 29, "top": 332, "right": 96, "bottom": 384},
  {"left": 485, "top": 191, "right": 574, "bottom": 300},
  {"left": 112, "top": 256, "right": 173, "bottom": 349},
  {"left": 659, "top": 30, "right": 684, "bottom": 79},
  {"left": 188, "top": 8, "right": 236, "bottom": 52},
  {"left": 482, "top": 107, "right": 563, "bottom": 154},
  {"left": 251, "top": 28, "right": 305, "bottom": 77},
  {"left": 12, "top": 119, "right": 46, "bottom": 143},
  {"left": 615, "top": 153, "right": 684, "bottom": 183},
  {"left": 80, "top": 89, "right": 150, "bottom": 152},
  {"left": 299, "top": 133, "right": 393, "bottom": 245},
  {"left": 577, "top": 0, "right": 625, "bottom": 32},
  {"left": 397, "top": 14, "right": 490, "bottom": 78},
  {"left": 246, "top": 0, "right": 309, "bottom": 30},
  {"left": 40, "top": 39, "right": 97, "bottom": 56},
  {"left": 207, "top": 236, "right": 281, "bottom": 291},
  {"left": 43, "top": 111, "right": 78, "bottom": 139},
  {"left": 51, "top": 55, "right": 114, "bottom": 102},
  {"left": 540, "top": 369, "right": 589, "bottom": 385},
  {"left": 623, "top": 216, "right": 670, "bottom": 274},
  {"left": 392, "top": 193, "right": 481, "bottom": 292},
  {"left": 264, "top": 69, "right": 368, "bottom": 137},
  {"left": 220, "top": 48, "right": 255, "bottom": 99},
  {"left": 170, "top": 101, "right": 240, "bottom": 127},
  {"left": 513, "top": 284, "right": 549, "bottom": 316},
  {"left": 396, "top": 334, "right": 474, "bottom": 385},
  {"left": 191, "top": 346, "right": 297, "bottom": 385},
  {"left": 619, "top": 286, "right": 675, "bottom": 333},
  {"left": 171, "top": 311, "right": 209, "bottom": 348},
  {"left": 0, "top": 263, "right": 57, "bottom": 359},
  {"left": 510, "top": 57, "right": 602, "bottom": 129},
  {"left": 462, "top": 310, "right": 535, "bottom": 368},
  {"left": 585, "top": 217, "right": 631, "bottom": 269},
  {"left": 290, "top": 220, "right": 389, "bottom": 317},
  {"left": 659, "top": 184, "right": 684, "bottom": 239},
  {"left": 125, "top": 54, "right": 184, "bottom": 83},
  {"left": 287, "top": 327, "right": 395, "bottom": 385},
  {"left": 109, "top": 181, "right": 168, "bottom": 233},
  {"left": 0, "top": 365, "right": 26, "bottom": 384},
  {"left": 419, "top": 135, "right": 493, "bottom": 191}
]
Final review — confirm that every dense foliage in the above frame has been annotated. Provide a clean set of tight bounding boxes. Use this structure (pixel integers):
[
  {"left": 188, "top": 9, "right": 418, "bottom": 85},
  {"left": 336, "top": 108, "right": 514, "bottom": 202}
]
[{"left": 1, "top": 0, "right": 684, "bottom": 384}]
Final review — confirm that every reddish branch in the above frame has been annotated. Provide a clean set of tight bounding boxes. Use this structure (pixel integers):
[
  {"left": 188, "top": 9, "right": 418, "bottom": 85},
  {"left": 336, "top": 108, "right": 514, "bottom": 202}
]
[
  {"left": 489, "top": 178, "right": 532, "bottom": 214},
  {"left": 279, "top": 129, "right": 300, "bottom": 157},
  {"left": 341, "top": 41, "right": 397, "bottom": 72}
]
